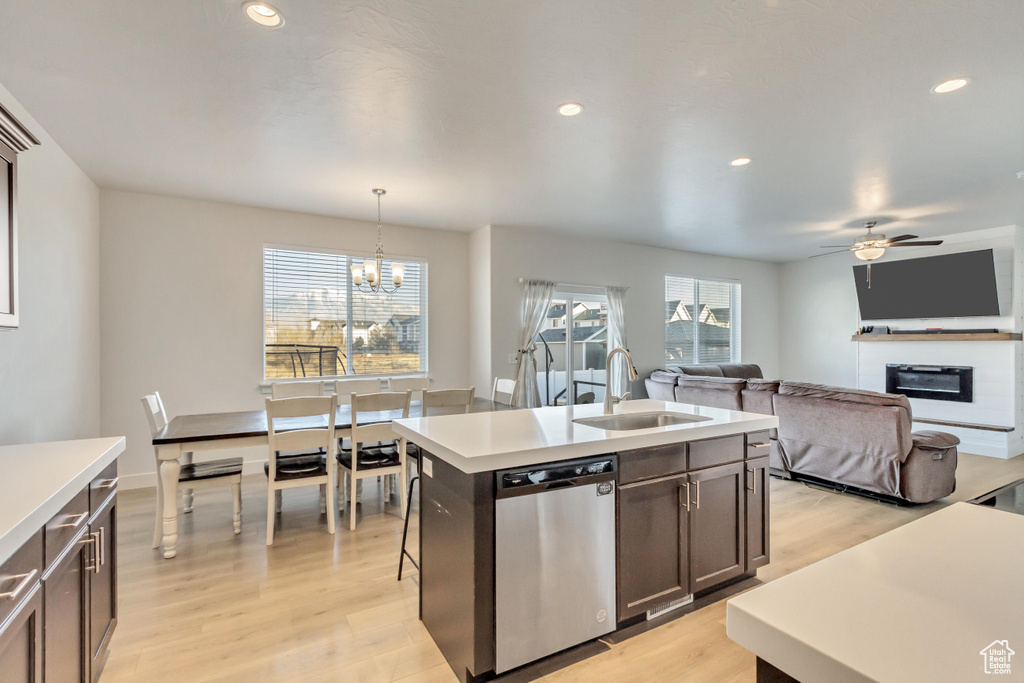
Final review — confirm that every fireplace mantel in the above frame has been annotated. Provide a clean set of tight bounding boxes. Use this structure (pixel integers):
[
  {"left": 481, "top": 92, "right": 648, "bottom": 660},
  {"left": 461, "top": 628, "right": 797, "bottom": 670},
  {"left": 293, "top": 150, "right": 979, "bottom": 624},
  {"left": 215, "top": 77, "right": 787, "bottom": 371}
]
[{"left": 851, "top": 332, "right": 1022, "bottom": 342}]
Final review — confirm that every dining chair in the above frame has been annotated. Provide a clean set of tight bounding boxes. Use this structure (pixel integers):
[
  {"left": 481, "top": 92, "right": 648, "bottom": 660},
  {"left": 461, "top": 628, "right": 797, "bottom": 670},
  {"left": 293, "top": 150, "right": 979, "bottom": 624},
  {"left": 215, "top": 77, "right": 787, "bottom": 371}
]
[
  {"left": 492, "top": 377, "right": 517, "bottom": 405},
  {"left": 271, "top": 380, "right": 325, "bottom": 399},
  {"left": 340, "top": 391, "right": 411, "bottom": 530},
  {"left": 141, "top": 392, "right": 242, "bottom": 550},
  {"left": 264, "top": 394, "right": 338, "bottom": 545},
  {"left": 398, "top": 386, "right": 475, "bottom": 580},
  {"left": 387, "top": 377, "right": 430, "bottom": 402},
  {"left": 333, "top": 378, "right": 383, "bottom": 404},
  {"left": 270, "top": 379, "right": 329, "bottom": 514}
]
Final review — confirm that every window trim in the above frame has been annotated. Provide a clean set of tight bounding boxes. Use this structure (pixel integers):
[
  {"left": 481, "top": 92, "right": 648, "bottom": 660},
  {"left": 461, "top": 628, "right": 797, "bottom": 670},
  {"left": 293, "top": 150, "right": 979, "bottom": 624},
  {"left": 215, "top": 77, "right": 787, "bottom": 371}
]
[
  {"left": 664, "top": 273, "right": 741, "bottom": 366},
  {"left": 262, "top": 243, "right": 429, "bottom": 381}
]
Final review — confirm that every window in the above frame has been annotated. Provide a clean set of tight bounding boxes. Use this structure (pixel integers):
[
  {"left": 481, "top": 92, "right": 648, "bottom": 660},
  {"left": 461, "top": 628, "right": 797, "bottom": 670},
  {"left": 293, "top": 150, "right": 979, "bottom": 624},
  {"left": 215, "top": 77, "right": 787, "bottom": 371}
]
[
  {"left": 537, "top": 288, "right": 609, "bottom": 406},
  {"left": 665, "top": 275, "right": 740, "bottom": 365},
  {"left": 263, "top": 246, "right": 427, "bottom": 379}
]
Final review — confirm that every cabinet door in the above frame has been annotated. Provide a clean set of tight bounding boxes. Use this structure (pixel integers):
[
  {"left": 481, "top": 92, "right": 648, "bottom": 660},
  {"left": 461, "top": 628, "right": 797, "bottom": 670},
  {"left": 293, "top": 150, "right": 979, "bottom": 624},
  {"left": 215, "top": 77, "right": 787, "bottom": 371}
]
[
  {"left": 0, "top": 585, "right": 43, "bottom": 683},
  {"left": 89, "top": 497, "right": 117, "bottom": 682},
  {"left": 617, "top": 473, "right": 689, "bottom": 620},
  {"left": 43, "top": 535, "right": 91, "bottom": 683},
  {"left": 688, "top": 462, "right": 746, "bottom": 594},
  {"left": 745, "top": 456, "right": 770, "bottom": 572}
]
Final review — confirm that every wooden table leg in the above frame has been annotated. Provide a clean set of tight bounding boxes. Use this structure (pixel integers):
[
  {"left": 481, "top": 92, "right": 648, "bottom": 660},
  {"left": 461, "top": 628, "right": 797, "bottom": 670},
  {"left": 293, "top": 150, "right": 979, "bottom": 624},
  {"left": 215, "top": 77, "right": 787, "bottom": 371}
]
[{"left": 157, "top": 445, "right": 182, "bottom": 559}]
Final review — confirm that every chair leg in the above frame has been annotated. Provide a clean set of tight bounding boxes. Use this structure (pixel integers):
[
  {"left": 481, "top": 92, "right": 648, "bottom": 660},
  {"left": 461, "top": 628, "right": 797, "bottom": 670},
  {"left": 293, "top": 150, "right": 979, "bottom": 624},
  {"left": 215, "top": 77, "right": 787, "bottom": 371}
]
[
  {"left": 319, "top": 484, "right": 327, "bottom": 514},
  {"left": 266, "top": 488, "right": 276, "bottom": 546},
  {"left": 232, "top": 482, "right": 242, "bottom": 535},
  {"left": 275, "top": 489, "right": 283, "bottom": 513},
  {"left": 152, "top": 476, "right": 165, "bottom": 549},
  {"left": 398, "top": 476, "right": 420, "bottom": 581},
  {"left": 326, "top": 474, "right": 336, "bottom": 535},
  {"left": 350, "top": 476, "right": 358, "bottom": 531},
  {"left": 399, "top": 468, "right": 408, "bottom": 521}
]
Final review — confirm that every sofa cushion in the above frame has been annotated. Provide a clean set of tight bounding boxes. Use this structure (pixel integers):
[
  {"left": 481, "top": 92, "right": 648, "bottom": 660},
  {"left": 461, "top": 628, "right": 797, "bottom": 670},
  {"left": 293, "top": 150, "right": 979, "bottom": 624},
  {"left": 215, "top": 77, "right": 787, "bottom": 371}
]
[
  {"left": 719, "top": 363, "right": 764, "bottom": 379},
  {"left": 779, "top": 381, "right": 912, "bottom": 414},
  {"left": 745, "top": 378, "right": 780, "bottom": 392},
  {"left": 674, "top": 376, "right": 744, "bottom": 411},
  {"left": 645, "top": 376, "right": 678, "bottom": 401},
  {"left": 673, "top": 364, "right": 725, "bottom": 377}
]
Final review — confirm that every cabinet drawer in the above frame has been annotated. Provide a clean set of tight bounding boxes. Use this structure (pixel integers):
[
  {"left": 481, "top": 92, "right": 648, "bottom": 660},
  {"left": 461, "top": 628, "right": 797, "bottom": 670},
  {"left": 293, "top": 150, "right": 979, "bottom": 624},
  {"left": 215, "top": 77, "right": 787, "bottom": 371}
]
[
  {"left": 745, "top": 431, "right": 771, "bottom": 459},
  {"left": 90, "top": 460, "right": 118, "bottom": 514},
  {"left": 687, "top": 435, "right": 744, "bottom": 471},
  {"left": 618, "top": 443, "right": 688, "bottom": 484},
  {"left": 0, "top": 530, "right": 42, "bottom": 627},
  {"left": 44, "top": 487, "right": 90, "bottom": 570}
]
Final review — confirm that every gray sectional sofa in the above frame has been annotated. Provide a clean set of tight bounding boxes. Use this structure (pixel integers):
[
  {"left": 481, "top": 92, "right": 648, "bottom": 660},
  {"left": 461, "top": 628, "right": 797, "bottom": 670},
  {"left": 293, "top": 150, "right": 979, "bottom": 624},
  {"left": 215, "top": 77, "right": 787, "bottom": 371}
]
[{"left": 645, "top": 364, "right": 959, "bottom": 504}]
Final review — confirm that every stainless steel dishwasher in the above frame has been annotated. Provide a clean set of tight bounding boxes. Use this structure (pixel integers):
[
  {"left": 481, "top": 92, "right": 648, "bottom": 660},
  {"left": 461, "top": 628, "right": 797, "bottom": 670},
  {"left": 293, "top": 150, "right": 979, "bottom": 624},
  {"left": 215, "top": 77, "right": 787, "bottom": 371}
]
[{"left": 494, "top": 456, "right": 617, "bottom": 674}]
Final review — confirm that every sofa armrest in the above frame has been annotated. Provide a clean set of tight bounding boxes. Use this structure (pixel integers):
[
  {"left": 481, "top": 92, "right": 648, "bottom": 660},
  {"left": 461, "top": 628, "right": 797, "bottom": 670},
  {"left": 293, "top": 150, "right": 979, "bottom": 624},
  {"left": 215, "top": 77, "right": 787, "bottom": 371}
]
[{"left": 912, "top": 430, "right": 961, "bottom": 451}]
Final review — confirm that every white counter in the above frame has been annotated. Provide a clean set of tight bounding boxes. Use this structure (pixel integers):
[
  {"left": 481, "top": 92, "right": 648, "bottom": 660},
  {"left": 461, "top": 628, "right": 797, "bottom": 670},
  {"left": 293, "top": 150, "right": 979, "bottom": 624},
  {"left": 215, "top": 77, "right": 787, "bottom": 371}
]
[
  {"left": 727, "top": 503, "right": 1024, "bottom": 682},
  {"left": 392, "top": 399, "right": 777, "bottom": 473},
  {"left": 0, "top": 437, "right": 125, "bottom": 565}
]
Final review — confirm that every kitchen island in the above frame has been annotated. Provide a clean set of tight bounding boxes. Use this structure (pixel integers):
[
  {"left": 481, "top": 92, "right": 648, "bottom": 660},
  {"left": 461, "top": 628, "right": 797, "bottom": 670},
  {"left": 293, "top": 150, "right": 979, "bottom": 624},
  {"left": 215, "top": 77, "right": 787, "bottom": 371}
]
[{"left": 393, "top": 398, "right": 778, "bottom": 682}]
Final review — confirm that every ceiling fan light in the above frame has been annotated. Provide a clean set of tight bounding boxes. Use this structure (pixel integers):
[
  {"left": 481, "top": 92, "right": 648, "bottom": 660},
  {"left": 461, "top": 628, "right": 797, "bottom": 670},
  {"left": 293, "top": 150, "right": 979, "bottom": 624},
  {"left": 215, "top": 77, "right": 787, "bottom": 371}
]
[{"left": 854, "top": 246, "right": 886, "bottom": 261}]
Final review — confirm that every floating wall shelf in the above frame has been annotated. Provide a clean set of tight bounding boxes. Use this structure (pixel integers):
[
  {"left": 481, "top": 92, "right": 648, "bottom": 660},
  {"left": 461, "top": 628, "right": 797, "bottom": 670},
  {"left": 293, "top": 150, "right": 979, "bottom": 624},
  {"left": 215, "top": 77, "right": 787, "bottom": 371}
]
[{"left": 851, "top": 333, "right": 1022, "bottom": 342}]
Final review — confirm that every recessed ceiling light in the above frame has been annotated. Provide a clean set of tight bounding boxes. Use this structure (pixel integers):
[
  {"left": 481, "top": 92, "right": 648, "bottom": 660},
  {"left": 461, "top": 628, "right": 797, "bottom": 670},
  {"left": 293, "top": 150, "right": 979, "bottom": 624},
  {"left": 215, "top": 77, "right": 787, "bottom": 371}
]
[
  {"left": 730, "top": 157, "right": 751, "bottom": 166},
  {"left": 930, "top": 78, "right": 970, "bottom": 94},
  {"left": 557, "top": 103, "right": 583, "bottom": 117},
  {"left": 243, "top": 2, "right": 284, "bottom": 28},
  {"left": 1017, "top": 171, "right": 1024, "bottom": 180}
]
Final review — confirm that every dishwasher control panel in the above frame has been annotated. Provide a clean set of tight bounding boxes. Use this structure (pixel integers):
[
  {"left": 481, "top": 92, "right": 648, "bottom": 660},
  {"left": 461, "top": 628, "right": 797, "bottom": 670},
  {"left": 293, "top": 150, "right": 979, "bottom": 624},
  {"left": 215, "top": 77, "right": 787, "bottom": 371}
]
[{"left": 496, "top": 456, "right": 617, "bottom": 498}]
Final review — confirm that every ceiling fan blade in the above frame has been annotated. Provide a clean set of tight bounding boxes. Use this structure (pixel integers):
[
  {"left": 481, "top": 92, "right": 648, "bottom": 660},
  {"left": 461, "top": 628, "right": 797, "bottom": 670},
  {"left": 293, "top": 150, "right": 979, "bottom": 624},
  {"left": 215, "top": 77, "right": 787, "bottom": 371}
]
[
  {"left": 879, "top": 234, "right": 918, "bottom": 244},
  {"left": 885, "top": 240, "right": 943, "bottom": 247},
  {"left": 809, "top": 249, "right": 853, "bottom": 258}
]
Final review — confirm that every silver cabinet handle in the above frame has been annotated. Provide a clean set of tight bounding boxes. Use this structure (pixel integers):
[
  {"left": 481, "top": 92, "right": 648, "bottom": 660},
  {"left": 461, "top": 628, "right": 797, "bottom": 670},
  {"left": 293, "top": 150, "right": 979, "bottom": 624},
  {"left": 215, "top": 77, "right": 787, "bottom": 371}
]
[
  {"left": 98, "top": 477, "right": 119, "bottom": 490},
  {"left": 57, "top": 512, "right": 89, "bottom": 529},
  {"left": 97, "top": 527, "right": 105, "bottom": 567},
  {"left": 89, "top": 532, "right": 102, "bottom": 574},
  {"left": 747, "top": 467, "right": 756, "bottom": 494},
  {"left": 0, "top": 569, "right": 38, "bottom": 601},
  {"left": 678, "top": 483, "right": 691, "bottom": 511},
  {"left": 690, "top": 481, "right": 700, "bottom": 509},
  {"left": 748, "top": 442, "right": 769, "bottom": 449}
]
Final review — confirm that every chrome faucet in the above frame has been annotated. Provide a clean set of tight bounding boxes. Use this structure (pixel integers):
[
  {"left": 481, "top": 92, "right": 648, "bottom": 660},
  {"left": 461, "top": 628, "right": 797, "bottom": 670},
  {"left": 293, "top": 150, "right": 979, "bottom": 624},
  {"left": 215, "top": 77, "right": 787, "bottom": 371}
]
[{"left": 604, "top": 347, "right": 639, "bottom": 415}]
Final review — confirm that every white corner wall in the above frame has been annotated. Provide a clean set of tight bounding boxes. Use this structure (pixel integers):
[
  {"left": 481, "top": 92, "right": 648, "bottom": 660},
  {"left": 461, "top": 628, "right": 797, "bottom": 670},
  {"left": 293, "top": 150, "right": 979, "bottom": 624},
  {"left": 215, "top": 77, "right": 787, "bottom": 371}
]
[
  {"left": 100, "top": 190, "right": 471, "bottom": 487},
  {"left": 484, "top": 225, "right": 782, "bottom": 392},
  {"left": 468, "top": 226, "right": 492, "bottom": 392},
  {"left": 0, "top": 83, "right": 101, "bottom": 444}
]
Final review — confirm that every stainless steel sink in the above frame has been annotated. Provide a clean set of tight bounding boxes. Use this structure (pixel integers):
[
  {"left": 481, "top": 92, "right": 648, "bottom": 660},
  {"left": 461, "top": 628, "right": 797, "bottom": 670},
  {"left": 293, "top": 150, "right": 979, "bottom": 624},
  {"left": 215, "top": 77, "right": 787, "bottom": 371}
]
[{"left": 573, "top": 411, "right": 712, "bottom": 431}]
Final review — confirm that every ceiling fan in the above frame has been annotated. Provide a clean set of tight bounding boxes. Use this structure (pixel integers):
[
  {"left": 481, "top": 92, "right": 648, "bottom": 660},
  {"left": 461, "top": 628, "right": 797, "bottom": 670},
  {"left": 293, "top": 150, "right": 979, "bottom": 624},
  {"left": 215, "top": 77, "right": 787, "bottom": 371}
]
[{"left": 812, "top": 221, "right": 943, "bottom": 287}]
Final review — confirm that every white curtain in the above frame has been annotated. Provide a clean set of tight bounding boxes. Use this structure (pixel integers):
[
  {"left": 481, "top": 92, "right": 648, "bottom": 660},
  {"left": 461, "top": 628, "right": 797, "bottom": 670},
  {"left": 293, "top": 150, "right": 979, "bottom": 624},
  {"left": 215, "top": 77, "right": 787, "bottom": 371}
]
[
  {"left": 606, "top": 286, "right": 628, "bottom": 398},
  {"left": 511, "top": 280, "right": 555, "bottom": 408}
]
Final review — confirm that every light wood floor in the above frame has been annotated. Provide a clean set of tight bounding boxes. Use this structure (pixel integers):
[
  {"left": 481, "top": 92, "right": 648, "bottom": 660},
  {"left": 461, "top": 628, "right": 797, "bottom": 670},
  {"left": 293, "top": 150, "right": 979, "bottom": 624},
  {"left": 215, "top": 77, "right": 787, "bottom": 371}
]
[{"left": 101, "top": 453, "right": 1024, "bottom": 683}]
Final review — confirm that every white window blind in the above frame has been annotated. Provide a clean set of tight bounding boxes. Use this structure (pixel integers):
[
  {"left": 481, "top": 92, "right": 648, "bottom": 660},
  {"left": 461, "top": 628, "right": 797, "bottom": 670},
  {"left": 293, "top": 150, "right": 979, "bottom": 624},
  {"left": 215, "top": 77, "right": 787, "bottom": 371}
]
[
  {"left": 665, "top": 275, "right": 740, "bottom": 365},
  {"left": 263, "top": 247, "right": 427, "bottom": 379}
]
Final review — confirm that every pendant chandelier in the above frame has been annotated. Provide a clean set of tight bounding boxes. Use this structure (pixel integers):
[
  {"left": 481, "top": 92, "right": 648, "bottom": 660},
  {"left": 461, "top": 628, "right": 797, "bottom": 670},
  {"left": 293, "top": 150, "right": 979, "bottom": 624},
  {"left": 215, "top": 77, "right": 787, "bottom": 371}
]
[{"left": 351, "top": 188, "right": 403, "bottom": 294}]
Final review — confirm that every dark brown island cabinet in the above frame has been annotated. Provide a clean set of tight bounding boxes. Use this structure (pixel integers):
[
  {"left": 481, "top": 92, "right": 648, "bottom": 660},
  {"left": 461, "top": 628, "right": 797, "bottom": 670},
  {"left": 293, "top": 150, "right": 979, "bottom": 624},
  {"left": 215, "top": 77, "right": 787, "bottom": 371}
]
[
  {"left": 0, "top": 460, "right": 118, "bottom": 683},
  {"left": 420, "top": 431, "right": 772, "bottom": 682}
]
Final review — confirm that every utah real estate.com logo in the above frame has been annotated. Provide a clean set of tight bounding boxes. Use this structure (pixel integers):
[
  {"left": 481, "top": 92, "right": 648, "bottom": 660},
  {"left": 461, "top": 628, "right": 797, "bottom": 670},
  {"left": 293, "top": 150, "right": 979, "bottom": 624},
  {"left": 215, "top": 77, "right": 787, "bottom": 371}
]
[{"left": 980, "top": 640, "right": 1014, "bottom": 675}]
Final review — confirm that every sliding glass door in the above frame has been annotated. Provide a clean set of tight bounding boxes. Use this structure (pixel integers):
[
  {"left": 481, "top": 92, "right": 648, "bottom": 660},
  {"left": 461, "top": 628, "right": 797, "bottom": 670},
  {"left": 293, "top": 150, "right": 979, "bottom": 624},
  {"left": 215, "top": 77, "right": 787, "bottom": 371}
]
[{"left": 537, "top": 290, "right": 609, "bottom": 406}]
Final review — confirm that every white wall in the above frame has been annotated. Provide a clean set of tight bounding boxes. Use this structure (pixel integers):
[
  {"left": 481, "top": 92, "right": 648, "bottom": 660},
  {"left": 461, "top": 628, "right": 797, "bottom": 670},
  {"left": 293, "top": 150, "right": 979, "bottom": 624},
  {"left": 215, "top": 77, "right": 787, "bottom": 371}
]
[
  {"left": 468, "top": 226, "right": 492, "bottom": 392},
  {"left": 0, "top": 83, "right": 101, "bottom": 444},
  {"left": 100, "top": 190, "right": 470, "bottom": 487},
  {"left": 483, "top": 225, "right": 781, "bottom": 394}
]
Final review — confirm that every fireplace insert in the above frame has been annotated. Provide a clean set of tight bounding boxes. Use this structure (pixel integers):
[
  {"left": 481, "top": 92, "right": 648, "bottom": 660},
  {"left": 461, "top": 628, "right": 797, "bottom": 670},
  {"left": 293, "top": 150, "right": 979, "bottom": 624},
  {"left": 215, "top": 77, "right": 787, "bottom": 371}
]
[{"left": 885, "top": 364, "right": 973, "bottom": 403}]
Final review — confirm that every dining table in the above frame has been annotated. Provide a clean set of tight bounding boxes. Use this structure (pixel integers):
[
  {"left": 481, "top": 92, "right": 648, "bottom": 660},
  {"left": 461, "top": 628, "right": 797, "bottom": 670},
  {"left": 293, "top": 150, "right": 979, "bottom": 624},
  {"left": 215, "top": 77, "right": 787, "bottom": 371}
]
[{"left": 152, "top": 396, "right": 514, "bottom": 558}]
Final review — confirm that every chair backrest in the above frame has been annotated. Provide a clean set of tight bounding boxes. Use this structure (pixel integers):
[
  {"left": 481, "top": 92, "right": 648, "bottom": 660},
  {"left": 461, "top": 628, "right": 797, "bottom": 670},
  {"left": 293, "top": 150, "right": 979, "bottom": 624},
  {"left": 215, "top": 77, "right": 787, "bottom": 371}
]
[
  {"left": 576, "top": 392, "right": 596, "bottom": 405},
  {"left": 334, "top": 378, "right": 383, "bottom": 404},
  {"left": 351, "top": 391, "right": 411, "bottom": 445},
  {"left": 422, "top": 387, "right": 475, "bottom": 417},
  {"left": 492, "top": 377, "right": 517, "bottom": 404},
  {"left": 265, "top": 395, "right": 338, "bottom": 478},
  {"left": 272, "top": 380, "right": 325, "bottom": 399},
  {"left": 388, "top": 377, "right": 430, "bottom": 400},
  {"left": 141, "top": 392, "right": 169, "bottom": 438}
]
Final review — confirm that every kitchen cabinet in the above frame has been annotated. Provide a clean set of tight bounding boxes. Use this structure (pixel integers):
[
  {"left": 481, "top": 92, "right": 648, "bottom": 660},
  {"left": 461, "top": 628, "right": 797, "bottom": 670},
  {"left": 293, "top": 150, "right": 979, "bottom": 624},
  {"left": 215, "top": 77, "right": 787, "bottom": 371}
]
[
  {"left": 617, "top": 473, "right": 690, "bottom": 620},
  {"left": 88, "top": 494, "right": 117, "bottom": 682},
  {"left": 688, "top": 461, "right": 746, "bottom": 593},
  {"left": 616, "top": 433, "right": 769, "bottom": 622},
  {"left": 745, "top": 456, "right": 770, "bottom": 571},
  {"left": 43, "top": 528, "right": 92, "bottom": 683},
  {"left": 0, "top": 586, "right": 42, "bottom": 683}
]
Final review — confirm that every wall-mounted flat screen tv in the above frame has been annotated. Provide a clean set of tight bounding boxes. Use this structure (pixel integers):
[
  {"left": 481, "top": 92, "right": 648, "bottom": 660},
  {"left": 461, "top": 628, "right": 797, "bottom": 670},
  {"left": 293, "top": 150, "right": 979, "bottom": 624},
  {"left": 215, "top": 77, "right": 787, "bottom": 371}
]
[{"left": 854, "top": 249, "right": 1001, "bottom": 320}]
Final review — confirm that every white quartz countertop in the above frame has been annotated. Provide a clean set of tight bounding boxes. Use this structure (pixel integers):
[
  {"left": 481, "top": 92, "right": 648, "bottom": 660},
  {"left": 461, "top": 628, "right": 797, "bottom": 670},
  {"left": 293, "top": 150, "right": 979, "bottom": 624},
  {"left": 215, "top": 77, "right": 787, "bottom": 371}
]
[
  {"left": 727, "top": 503, "right": 1024, "bottom": 682},
  {"left": 0, "top": 437, "right": 125, "bottom": 565},
  {"left": 392, "top": 399, "right": 777, "bottom": 473}
]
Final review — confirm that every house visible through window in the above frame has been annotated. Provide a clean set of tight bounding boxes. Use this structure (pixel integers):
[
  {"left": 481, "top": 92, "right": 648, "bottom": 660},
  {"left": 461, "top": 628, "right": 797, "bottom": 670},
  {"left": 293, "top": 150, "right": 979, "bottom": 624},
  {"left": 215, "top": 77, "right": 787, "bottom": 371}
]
[
  {"left": 263, "top": 247, "right": 427, "bottom": 379},
  {"left": 665, "top": 275, "right": 740, "bottom": 365}
]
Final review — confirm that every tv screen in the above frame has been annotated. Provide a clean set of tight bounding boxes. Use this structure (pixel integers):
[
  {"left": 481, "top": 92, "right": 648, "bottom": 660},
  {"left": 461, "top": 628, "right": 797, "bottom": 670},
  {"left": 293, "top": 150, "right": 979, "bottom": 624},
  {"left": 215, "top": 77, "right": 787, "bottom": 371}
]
[{"left": 854, "top": 249, "right": 1000, "bottom": 320}]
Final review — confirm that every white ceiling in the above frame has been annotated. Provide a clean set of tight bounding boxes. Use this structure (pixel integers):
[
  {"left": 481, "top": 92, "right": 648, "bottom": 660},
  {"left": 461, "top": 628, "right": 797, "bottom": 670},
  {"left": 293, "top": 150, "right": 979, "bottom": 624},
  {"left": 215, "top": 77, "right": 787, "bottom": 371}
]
[{"left": 0, "top": 1, "right": 1021, "bottom": 262}]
